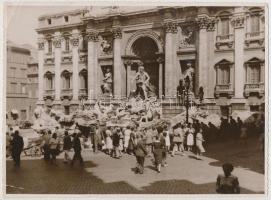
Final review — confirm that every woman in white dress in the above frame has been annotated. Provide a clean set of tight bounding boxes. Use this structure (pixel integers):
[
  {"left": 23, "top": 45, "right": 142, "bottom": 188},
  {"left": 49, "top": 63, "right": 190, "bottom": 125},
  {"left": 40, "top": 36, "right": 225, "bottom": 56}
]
[
  {"left": 196, "top": 128, "right": 205, "bottom": 160},
  {"left": 123, "top": 126, "right": 131, "bottom": 153},
  {"left": 105, "top": 127, "right": 113, "bottom": 155}
]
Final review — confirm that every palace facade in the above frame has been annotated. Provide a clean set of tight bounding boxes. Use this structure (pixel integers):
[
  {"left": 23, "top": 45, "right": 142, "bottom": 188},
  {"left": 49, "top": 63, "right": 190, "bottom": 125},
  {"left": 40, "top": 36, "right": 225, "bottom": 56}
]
[{"left": 36, "top": 6, "right": 265, "bottom": 116}]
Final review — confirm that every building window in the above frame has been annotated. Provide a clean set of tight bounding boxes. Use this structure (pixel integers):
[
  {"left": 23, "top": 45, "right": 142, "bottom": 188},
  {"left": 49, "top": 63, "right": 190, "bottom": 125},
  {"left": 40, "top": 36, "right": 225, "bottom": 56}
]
[
  {"left": 62, "top": 71, "right": 72, "bottom": 89},
  {"left": 221, "top": 18, "right": 230, "bottom": 35},
  {"left": 65, "top": 38, "right": 70, "bottom": 51},
  {"left": 21, "top": 83, "right": 26, "bottom": 94},
  {"left": 215, "top": 60, "right": 232, "bottom": 85},
  {"left": 79, "top": 69, "right": 87, "bottom": 89},
  {"left": 47, "top": 18, "right": 51, "bottom": 25},
  {"left": 64, "top": 106, "right": 70, "bottom": 115},
  {"left": 250, "top": 105, "right": 260, "bottom": 112},
  {"left": 48, "top": 40, "right": 52, "bottom": 53},
  {"left": 20, "top": 110, "right": 27, "bottom": 120},
  {"left": 10, "top": 67, "right": 16, "bottom": 78},
  {"left": 250, "top": 14, "right": 260, "bottom": 33},
  {"left": 10, "top": 83, "right": 17, "bottom": 93},
  {"left": 64, "top": 16, "right": 69, "bottom": 22},
  {"left": 246, "top": 58, "right": 261, "bottom": 84},
  {"left": 44, "top": 72, "right": 54, "bottom": 90}
]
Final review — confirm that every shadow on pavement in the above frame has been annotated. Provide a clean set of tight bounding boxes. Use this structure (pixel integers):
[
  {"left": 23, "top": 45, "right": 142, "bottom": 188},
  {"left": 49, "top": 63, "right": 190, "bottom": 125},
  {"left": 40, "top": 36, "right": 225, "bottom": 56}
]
[{"left": 6, "top": 159, "right": 263, "bottom": 194}]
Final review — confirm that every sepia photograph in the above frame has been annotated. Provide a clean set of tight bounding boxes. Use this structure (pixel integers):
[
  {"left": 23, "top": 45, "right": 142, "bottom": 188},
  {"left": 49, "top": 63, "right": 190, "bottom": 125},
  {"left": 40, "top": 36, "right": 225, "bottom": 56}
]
[{"left": 2, "top": 0, "right": 269, "bottom": 198}]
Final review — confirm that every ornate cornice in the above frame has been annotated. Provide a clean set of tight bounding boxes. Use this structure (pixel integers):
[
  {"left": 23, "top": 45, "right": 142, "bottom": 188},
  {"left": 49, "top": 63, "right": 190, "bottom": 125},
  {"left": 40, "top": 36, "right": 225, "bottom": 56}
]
[
  {"left": 206, "top": 18, "right": 216, "bottom": 32},
  {"left": 112, "top": 27, "right": 122, "bottom": 39},
  {"left": 86, "top": 30, "right": 99, "bottom": 42},
  {"left": 164, "top": 21, "right": 178, "bottom": 34},
  {"left": 231, "top": 15, "right": 245, "bottom": 29},
  {"left": 70, "top": 37, "right": 79, "bottom": 47},
  {"left": 196, "top": 16, "right": 209, "bottom": 29},
  {"left": 38, "top": 41, "right": 44, "bottom": 50}
]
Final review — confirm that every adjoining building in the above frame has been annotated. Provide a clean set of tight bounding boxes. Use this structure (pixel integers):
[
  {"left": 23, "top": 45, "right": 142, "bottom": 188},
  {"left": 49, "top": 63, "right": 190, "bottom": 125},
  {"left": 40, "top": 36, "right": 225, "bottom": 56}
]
[
  {"left": 36, "top": 6, "right": 265, "bottom": 116},
  {"left": 6, "top": 41, "right": 38, "bottom": 124}
]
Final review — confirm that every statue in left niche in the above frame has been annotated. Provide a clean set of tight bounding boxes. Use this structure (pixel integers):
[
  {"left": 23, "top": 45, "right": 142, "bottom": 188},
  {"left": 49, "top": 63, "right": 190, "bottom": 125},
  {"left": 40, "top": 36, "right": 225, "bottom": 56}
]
[
  {"left": 100, "top": 38, "right": 112, "bottom": 54},
  {"left": 101, "top": 68, "right": 113, "bottom": 96}
]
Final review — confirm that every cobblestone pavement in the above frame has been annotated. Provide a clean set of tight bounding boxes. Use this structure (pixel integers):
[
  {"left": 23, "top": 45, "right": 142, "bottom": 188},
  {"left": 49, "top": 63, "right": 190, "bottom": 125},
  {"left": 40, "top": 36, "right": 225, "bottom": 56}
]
[{"left": 6, "top": 138, "right": 265, "bottom": 194}]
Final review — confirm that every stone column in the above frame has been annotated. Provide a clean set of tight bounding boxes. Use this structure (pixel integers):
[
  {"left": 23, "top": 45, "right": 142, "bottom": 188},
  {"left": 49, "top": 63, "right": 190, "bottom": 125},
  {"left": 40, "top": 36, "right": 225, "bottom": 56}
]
[
  {"left": 124, "top": 60, "right": 132, "bottom": 97},
  {"left": 164, "top": 21, "right": 177, "bottom": 98},
  {"left": 157, "top": 57, "right": 164, "bottom": 98},
  {"left": 86, "top": 30, "right": 98, "bottom": 104},
  {"left": 232, "top": 11, "right": 245, "bottom": 98},
  {"left": 71, "top": 31, "right": 80, "bottom": 103},
  {"left": 37, "top": 38, "right": 45, "bottom": 105},
  {"left": 112, "top": 27, "right": 123, "bottom": 99},
  {"left": 206, "top": 18, "right": 216, "bottom": 99},
  {"left": 197, "top": 16, "right": 209, "bottom": 95},
  {"left": 53, "top": 33, "right": 62, "bottom": 105}
]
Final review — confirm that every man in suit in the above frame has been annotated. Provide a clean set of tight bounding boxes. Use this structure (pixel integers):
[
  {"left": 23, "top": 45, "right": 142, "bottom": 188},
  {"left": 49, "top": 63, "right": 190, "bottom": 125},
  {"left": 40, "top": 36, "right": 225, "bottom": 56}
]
[
  {"left": 134, "top": 134, "right": 148, "bottom": 174},
  {"left": 70, "top": 133, "right": 84, "bottom": 166},
  {"left": 11, "top": 130, "right": 24, "bottom": 167}
]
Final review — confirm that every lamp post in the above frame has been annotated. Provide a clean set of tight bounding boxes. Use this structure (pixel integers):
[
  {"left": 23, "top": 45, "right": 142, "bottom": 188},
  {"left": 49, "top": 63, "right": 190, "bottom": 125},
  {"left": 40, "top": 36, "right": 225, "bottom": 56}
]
[{"left": 185, "top": 76, "right": 191, "bottom": 124}]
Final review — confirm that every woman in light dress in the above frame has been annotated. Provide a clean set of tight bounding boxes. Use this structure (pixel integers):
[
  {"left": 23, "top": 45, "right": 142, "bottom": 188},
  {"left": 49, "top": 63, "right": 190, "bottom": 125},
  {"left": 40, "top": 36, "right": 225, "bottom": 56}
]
[
  {"left": 196, "top": 129, "right": 205, "bottom": 160},
  {"left": 123, "top": 126, "right": 131, "bottom": 153},
  {"left": 105, "top": 127, "right": 113, "bottom": 155},
  {"left": 187, "top": 129, "right": 194, "bottom": 152}
]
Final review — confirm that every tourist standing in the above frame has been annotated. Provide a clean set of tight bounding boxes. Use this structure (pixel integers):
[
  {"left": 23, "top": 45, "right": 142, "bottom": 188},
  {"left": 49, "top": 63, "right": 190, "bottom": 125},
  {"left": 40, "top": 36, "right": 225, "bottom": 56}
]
[
  {"left": 171, "top": 124, "right": 185, "bottom": 156},
  {"left": 134, "top": 134, "right": 148, "bottom": 174},
  {"left": 105, "top": 127, "right": 113, "bottom": 155},
  {"left": 49, "top": 133, "right": 59, "bottom": 165},
  {"left": 216, "top": 163, "right": 240, "bottom": 194},
  {"left": 6, "top": 132, "right": 12, "bottom": 157},
  {"left": 128, "top": 127, "right": 136, "bottom": 155},
  {"left": 71, "top": 133, "right": 84, "bottom": 166},
  {"left": 195, "top": 129, "right": 205, "bottom": 160},
  {"left": 123, "top": 126, "right": 131, "bottom": 153},
  {"left": 177, "top": 79, "right": 184, "bottom": 105},
  {"left": 145, "top": 127, "right": 153, "bottom": 156},
  {"left": 112, "top": 128, "right": 121, "bottom": 159},
  {"left": 63, "top": 131, "right": 72, "bottom": 163},
  {"left": 153, "top": 135, "right": 164, "bottom": 173},
  {"left": 11, "top": 130, "right": 24, "bottom": 167},
  {"left": 42, "top": 130, "right": 51, "bottom": 160},
  {"left": 187, "top": 130, "right": 194, "bottom": 152}
]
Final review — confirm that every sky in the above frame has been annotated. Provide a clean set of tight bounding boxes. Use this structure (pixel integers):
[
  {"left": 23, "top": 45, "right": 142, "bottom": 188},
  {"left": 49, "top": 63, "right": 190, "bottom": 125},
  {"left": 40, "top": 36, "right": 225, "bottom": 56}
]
[
  {"left": 6, "top": 5, "right": 86, "bottom": 48},
  {"left": 5, "top": 5, "right": 156, "bottom": 48}
]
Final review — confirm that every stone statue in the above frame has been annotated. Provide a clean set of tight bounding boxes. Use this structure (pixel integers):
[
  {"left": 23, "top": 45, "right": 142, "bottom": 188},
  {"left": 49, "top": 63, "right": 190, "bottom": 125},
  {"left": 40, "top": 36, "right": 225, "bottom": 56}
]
[
  {"left": 101, "top": 68, "right": 113, "bottom": 96},
  {"left": 183, "top": 63, "right": 195, "bottom": 92},
  {"left": 132, "top": 65, "right": 150, "bottom": 100},
  {"left": 100, "top": 38, "right": 111, "bottom": 54}
]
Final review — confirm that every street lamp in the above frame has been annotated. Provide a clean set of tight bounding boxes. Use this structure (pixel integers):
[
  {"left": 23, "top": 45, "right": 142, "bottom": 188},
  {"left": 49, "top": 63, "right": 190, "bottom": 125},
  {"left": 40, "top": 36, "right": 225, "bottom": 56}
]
[{"left": 184, "top": 76, "right": 191, "bottom": 124}]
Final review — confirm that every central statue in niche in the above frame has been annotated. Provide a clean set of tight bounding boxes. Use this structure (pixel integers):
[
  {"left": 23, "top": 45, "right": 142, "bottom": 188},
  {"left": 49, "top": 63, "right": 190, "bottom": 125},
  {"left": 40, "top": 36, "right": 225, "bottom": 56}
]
[{"left": 132, "top": 63, "right": 156, "bottom": 100}]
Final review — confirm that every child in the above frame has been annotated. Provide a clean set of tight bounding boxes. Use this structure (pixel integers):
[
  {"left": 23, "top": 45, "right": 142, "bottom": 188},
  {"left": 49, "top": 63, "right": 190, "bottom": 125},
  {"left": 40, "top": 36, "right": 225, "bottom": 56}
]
[
  {"left": 187, "top": 130, "right": 194, "bottom": 152},
  {"left": 195, "top": 129, "right": 205, "bottom": 159},
  {"left": 216, "top": 163, "right": 240, "bottom": 194}
]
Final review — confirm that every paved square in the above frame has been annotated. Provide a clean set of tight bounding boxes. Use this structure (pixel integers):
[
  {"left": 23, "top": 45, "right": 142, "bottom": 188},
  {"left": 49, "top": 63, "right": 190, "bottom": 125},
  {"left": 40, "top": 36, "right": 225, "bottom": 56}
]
[{"left": 6, "top": 138, "right": 264, "bottom": 194}]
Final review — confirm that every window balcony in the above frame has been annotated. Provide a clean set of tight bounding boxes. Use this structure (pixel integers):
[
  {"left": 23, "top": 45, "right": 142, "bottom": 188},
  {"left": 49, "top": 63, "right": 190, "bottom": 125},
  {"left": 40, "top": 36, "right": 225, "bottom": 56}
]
[
  {"left": 43, "top": 89, "right": 55, "bottom": 100},
  {"left": 214, "top": 84, "right": 234, "bottom": 98},
  {"left": 44, "top": 52, "right": 55, "bottom": 64},
  {"left": 245, "top": 31, "right": 264, "bottom": 47},
  {"left": 61, "top": 51, "right": 72, "bottom": 63},
  {"left": 216, "top": 34, "right": 234, "bottom": 42},
  {"left": 245, "top": 31, "right": 264, "bottom": 39},
  {"left": 215, "top": 34, "right": 234, "bottom": 50},
  {"left": 79, "top": 88, "right": 88, "bottom": 99},
  {"left": 244, "top": 83, "right": 264, "bottom": 98},
  {"left": 61, "top": 88, "right": 73, "bottom": 100}
]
